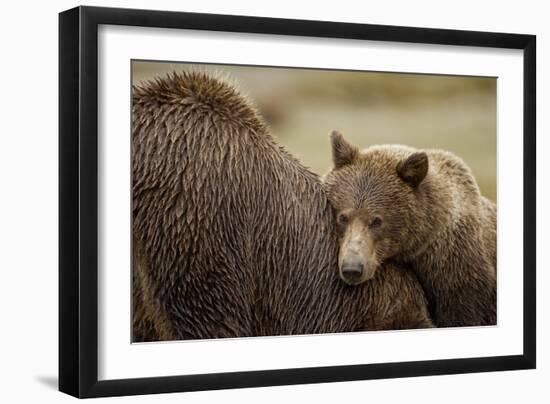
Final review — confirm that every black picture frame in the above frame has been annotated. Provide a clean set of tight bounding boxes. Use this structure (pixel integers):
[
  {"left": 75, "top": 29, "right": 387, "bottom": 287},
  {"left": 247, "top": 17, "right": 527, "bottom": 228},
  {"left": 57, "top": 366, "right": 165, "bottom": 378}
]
[{"left": 59, "top": 5, "right": 536, "bottom": 398}]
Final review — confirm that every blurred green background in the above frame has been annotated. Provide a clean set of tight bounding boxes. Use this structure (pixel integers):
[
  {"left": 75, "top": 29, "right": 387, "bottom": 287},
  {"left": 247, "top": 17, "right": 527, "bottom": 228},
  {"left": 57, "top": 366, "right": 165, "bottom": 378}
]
[{"left": 133, "top": 61, "right": 496, "bottom": 201}]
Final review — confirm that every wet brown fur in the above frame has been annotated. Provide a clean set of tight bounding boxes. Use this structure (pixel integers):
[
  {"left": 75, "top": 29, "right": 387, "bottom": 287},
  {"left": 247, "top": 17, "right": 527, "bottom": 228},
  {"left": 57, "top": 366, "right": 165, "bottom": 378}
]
[
  {"left": 324, "top": 133, "right": 496, "bottom": 327},
  {"left": 132, "top": 72, "right": 433, "bottom": 341}
]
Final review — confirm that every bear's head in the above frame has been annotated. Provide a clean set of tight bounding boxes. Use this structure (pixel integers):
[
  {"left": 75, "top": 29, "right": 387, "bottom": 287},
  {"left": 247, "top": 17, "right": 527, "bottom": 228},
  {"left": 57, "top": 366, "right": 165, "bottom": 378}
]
[{"left": 323, "top": 130, "right": 433, "bottom": 286}]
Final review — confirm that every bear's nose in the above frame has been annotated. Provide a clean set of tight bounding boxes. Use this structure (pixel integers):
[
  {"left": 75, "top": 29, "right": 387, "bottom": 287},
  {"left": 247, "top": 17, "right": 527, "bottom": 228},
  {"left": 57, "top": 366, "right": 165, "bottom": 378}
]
[{"left": 340, "top": 261, "right": 364, "bottom": 285}]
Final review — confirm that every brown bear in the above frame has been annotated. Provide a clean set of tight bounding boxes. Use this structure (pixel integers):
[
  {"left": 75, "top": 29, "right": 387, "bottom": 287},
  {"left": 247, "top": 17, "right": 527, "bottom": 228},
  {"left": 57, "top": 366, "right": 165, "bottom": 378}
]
[
  {"left": 323, "top": 130, "right": 496, "bottom": 327},
  {"left": 132, "top": 71, "right": 433, "bottom": 342}
]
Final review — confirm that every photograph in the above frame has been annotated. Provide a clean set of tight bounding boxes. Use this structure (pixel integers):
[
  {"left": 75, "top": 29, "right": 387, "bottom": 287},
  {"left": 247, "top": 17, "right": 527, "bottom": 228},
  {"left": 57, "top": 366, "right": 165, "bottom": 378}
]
[
  {"left": 131, "top": 61, "right": 497, "bottom": 342},
  {"left": 54, "top": 4, "right": 536, "bottom": 399}
]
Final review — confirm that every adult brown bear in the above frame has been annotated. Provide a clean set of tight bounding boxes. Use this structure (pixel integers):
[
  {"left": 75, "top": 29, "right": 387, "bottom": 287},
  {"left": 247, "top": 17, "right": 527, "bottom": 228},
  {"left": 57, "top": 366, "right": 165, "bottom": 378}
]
[{"left": 132, "top": 71, "right": 432, "bottom": 342}]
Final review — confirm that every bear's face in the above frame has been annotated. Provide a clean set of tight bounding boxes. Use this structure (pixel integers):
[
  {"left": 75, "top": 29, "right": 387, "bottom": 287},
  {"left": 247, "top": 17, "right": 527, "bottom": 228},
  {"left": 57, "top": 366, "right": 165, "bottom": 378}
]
[{"left": 323, "top": 131, "right": 429, "bottom": 285}]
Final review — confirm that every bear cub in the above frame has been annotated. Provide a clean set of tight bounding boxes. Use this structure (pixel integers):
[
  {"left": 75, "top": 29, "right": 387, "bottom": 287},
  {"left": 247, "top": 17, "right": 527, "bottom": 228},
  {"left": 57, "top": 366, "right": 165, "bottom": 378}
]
[{"left": 322, "top": 130, "right": 496, "bottom": 327}]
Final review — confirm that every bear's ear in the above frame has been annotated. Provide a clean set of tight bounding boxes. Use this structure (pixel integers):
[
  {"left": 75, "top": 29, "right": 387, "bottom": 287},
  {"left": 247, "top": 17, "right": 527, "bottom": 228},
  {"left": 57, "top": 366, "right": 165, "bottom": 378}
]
[
  {"left": 397, "top": 152, "right": 429, "bottom": 187},
  {"left": 330, "top": 130, "right": 358, "bottom": 169}
]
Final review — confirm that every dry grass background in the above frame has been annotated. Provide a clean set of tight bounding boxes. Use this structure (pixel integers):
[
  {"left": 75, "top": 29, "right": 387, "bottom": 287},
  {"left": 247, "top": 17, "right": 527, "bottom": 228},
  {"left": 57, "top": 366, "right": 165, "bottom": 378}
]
[{"left": 133, "top": 61, "right": 496, "bottom": 201}]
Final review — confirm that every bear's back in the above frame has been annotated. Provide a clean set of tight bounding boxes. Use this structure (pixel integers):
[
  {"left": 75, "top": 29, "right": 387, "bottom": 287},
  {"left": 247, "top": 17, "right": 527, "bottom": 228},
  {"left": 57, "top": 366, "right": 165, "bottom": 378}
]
[{"left": 132, "top": 72, "right": 341, "bottom": 339}]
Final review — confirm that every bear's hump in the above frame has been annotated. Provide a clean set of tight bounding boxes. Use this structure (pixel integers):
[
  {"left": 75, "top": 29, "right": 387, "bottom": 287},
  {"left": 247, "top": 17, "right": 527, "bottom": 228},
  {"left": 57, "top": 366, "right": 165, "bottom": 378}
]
[{"left": 133, "top": 71, "right": 267, "bottom": 135}]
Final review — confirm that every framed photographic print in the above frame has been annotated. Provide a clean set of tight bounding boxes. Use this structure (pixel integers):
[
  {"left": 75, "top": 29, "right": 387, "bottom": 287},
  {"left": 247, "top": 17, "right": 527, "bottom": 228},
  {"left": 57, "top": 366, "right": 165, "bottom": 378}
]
[{"left": 59, "top": 6, "right": 536, "bottom": 398}]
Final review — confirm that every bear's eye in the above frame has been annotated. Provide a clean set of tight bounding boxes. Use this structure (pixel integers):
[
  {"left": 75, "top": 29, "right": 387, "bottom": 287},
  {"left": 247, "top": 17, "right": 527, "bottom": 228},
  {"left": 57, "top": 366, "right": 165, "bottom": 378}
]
[
  {"left": 369, "top": 216, "right": 383, "bottom": 229},
  {"left": 337, "top": 213, "right": 349, "bottom": 226}
]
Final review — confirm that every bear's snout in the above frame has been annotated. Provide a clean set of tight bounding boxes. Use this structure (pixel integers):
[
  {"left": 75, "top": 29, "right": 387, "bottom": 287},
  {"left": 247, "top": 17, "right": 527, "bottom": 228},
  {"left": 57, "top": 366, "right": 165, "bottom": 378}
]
[
  {"left": 340, "top": 260, "right": 365, "bottom": 285},
  {"left": 338, "top": 220, "right": 378, "bottom": 285}
]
